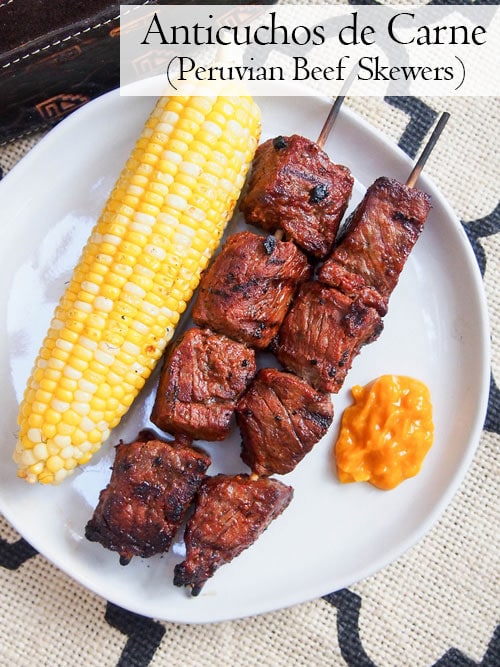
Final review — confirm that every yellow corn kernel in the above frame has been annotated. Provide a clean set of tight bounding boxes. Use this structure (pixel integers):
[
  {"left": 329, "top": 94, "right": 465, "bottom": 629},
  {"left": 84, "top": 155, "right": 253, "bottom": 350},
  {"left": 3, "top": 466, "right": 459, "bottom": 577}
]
[{"left": 14, "top": 94, "right": 261, "bottom": 484}]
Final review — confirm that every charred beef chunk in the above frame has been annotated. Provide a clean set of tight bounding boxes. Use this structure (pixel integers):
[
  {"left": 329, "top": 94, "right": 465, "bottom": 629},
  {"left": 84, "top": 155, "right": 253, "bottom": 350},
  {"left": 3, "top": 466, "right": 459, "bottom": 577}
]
[
  {"left": 240, "top": 135, "right": 354, "bottom": 259},
  {"left": 173, "top": 474, "right": 293, "bottom": 595},
  {"left": 318, "top": 177, "right": 431, "bottom": 315},
  {"left": 192, "top": 231, "right": 311, "bottom": 349},
  {"left": 151, "top": 327, "right": 257, "bottom": 441},
  {"left": 85, "top": 432, "right": 211, "bottom": 564},
  {"left": 236, "top": 368, "right": 334, "bottom": 476},
  {"left": 275, "top": 281, "right": 383, "bottom": 393}
]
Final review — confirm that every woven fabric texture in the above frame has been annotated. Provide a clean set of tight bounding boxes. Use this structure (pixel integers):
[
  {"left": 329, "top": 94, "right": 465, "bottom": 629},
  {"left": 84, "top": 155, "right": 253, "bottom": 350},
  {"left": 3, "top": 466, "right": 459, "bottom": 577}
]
[{"left": 0, "top": 51, "right": 498, "bottom": 667}]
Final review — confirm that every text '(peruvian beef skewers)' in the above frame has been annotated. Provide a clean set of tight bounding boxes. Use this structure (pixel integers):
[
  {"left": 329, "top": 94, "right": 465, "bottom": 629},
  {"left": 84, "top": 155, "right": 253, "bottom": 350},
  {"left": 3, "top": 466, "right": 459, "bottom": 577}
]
[{"left": 275, "top": 113, "right": 450, "bottom": 393}]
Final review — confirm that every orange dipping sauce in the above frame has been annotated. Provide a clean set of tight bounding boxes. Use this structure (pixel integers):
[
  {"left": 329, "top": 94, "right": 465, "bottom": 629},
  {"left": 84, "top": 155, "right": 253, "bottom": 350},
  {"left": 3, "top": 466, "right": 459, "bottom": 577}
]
[{"left": 335, "top": 375, "right": 434, "bottom": 490}]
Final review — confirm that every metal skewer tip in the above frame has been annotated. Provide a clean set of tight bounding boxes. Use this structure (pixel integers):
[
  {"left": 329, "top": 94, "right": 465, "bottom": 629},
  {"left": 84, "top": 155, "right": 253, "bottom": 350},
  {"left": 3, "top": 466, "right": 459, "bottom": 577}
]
[{"left": 406, "top": 112, "right": 450, "bottom": 188}]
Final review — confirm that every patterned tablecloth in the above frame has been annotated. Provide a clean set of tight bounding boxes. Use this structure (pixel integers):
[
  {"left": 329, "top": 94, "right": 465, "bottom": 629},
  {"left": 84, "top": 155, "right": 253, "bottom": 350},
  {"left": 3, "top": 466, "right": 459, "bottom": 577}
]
[{"left": 0, "top": 24, "right": 498, "bottom": 667}]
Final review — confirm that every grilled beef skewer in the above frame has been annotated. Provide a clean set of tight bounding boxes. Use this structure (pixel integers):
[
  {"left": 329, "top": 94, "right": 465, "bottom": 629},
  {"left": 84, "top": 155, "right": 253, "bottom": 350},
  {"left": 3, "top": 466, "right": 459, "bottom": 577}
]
[
  {"left": 240, "top": 134, "right": 353, "bottom": 259},
  {"left": 151, "top": 327, "right": 257, "bottom": 441},
  {"left": 273, "top": 179, "right": 428, "bottom": 390},
  {"left": 174, "top": 474, "right": 293, "bottom": 596},
  {"left": 151, "top": 97, "right": 345, "bottom": 442},
  {"left": 275, "top": 114, "right": 449, "bottom": 394},
  {"left": 318, "top": 114, "right": 450, "bottom": 315},
  {"left": 192, "top": 230, "right": 311, "bottom": 349},
  {"left": 85, "top": 431, "right": 211, "bottom": 565},
  {"left": 317, "top": 177, "right": 432, "bottom": 316},
  {"left": 274, "top": 282, "right": 383, "bottom": 393},
  {"left": 240, "top": 93, "right": 353, "bottom": 259},
  {"left": 236, "top": 368, "right": 334, "bottom": 476}
]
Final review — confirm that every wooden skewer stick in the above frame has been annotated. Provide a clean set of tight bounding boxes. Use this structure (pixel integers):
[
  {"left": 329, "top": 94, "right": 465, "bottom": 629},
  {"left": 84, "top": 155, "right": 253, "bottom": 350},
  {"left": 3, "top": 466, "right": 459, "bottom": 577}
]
[
  {"left": 406, "top": 112, "right": 450, "bottom": 188},
  {"left": 273, "top": 70, "right": 357, "bottom": 243},
  {"left": 317, "top": 94, "right": 346, "bottom": 149},
  {"left": 317, "top": 64, "right": 359, "bottom": 149},
  {"left": 273, "top": 94, "right": 348, "bottom": 243}
]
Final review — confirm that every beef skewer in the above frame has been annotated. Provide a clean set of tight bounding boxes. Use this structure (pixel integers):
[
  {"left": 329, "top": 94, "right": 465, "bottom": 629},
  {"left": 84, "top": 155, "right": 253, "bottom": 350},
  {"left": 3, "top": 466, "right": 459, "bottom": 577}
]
[
  {"left": 276, "top": 113, "right": 450, "bottom": 392},
  {"left": 173, "top": 474, "right": 293, "bottom": 596},
  {"left": 191, "top": 95, "right": 349, "bottom": 351},
  {"left": 318, "top": 113, "right": 450, "bottom": 315},
  {"left": 149, "top": 98, "right": 348, "bottom": 443},
  {"left": 150, "top": 327, "right": 257, "bottom": 441},
  {"left": 85, "top": 431, "right": 211, "bottom": 565},
  {"left": 161, "top": 100, "right": 351, "bottom": 589},
  {"left": 240, "top": 97, "right": 354, "bottom": 259},
  {"left": 191, "top": 230, "right": 311, "bottom": 349},
  {"left": 150, "top": 101, "right": 346, "bottom": 447},
  {"left": 235, "top": 368, "right": 334, "bottom": 477}
]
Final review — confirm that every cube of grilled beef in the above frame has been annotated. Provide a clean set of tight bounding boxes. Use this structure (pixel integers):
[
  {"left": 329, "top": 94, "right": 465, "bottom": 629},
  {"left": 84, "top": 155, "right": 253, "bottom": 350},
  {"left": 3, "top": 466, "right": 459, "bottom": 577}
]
[
  {"left": 173, "top": 474, "right": 293, "bottom": 596},
  {"left": 274, "top": 281, "right": 383, "bottom": 393},
  {"left": 150, "top": 327, "right": 257, "bottom": 441},
  {"left": 85, "top": 431, "right": 211, "bottom": 565},
  {"left": 318, "top": 177, "right": 431, "bottom": 315},
  {"left": 236, "top": 368, "right": 334, "bottom": 476},
  {"left": 192, "top": 231, "right": 311, "bottom": 349},
  {"left": 240, "top": 134, "right": 354, "bottom": 259}
]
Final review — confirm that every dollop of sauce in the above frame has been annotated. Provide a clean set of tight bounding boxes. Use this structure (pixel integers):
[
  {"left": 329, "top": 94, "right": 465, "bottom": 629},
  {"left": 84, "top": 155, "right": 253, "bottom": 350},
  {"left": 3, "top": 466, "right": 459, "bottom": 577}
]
[{"left": 335, "top": 375, "right": 434, "bottom": 490}]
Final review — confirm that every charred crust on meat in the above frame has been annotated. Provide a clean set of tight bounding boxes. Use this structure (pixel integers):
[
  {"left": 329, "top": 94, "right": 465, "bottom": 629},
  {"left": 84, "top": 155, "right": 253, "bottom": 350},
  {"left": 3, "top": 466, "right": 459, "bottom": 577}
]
[
  {"left": 240, "top": 136, "right": 354, "bottom": 259},
  {"left": 133, "top": 481, "right": 161, "bottom": 500},
  {"left": 150, "top": 327, "right": 257, "bottom": 440},
  {"left": 192, "top": 231, "right": 310, "bottom": 348},
  {"left": 252, "top": 322, "right": 265, "bottom": 339},
  {"left": 344, "top": 302, "right": 370, "bottom": 336},
  {"left": 338, "top": 351, "right": 349, "bottom": 367},
  {"left": 272, "top": 135, "right": 288, "bottom": 150},
  {"left": 173, "top": 474, "right": 293, "bottom": 594},
  {"left": 84, "top": 524, "right": 100, "bottom": 542},
  {"left": 263, "top": 234, "right": 277, "bottom": 255},
  {"left": 308, "top": 412, "right": 333, "bottom": 430},
  {"left": 85, "top": 435, "right": 211, "bottom": 564},
  {"left": 236, "top": 368, "right": 334, "bottom": 476},
  {"left": 309, "top": 183, "right": 329, "bottom": 203}
]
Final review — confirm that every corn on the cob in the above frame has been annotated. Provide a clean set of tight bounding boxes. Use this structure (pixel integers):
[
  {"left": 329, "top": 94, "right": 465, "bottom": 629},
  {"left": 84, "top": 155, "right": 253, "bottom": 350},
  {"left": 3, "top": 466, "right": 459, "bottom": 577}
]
[{"left": 14, "top": 94, "right": 261, "bottom": 484}]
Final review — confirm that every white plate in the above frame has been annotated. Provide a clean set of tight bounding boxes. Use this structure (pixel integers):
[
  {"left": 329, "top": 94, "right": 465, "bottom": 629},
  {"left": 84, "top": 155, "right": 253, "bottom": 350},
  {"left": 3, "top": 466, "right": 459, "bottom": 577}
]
[{"left": 0, "top": 91, "right": 490, "bottom": 624}]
